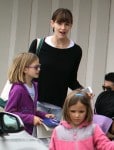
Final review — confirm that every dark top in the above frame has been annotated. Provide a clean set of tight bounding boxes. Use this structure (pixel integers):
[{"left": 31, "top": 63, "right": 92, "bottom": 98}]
[
  {"left": 95, "top": 91, "right": 114, "bottom": 119},
  {"left": 29, "top": 39, "right": 82, "bottom": 107}
]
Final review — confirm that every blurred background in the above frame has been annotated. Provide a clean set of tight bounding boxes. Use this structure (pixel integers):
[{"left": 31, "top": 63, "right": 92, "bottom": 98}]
[{"left": 0, "top": 0, "right": 114, "bottom": 105}]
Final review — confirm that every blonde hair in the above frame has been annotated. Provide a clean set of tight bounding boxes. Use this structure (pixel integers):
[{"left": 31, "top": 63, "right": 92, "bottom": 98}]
[
  {"left": 63, "top": 89, "right": 93, "bottom": 123},
  {"left": 8, "top": 52, "right": 38, "bottom": 83}
]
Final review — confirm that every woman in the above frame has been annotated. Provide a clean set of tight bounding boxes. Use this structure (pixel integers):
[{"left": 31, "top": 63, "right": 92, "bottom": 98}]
[{"left": 29, "top": 8, "right": 83, "bottom": 121}]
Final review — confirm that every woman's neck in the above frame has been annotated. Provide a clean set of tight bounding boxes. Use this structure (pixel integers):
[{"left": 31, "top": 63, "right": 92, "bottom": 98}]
[{"left": 51, "top": 35, "right": 70, "bottom": 49}]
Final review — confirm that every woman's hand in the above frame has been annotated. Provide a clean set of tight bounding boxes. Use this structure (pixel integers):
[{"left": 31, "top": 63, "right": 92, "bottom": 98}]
[
  {"left": 82, "top": 87, "right": 95, "bottom": 100},
  {"left": 88, "top": 93, "right": 95, "bottom": 99}
]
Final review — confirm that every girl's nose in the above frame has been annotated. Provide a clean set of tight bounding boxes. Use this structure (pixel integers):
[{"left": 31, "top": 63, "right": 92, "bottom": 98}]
[{"left": 75, "top": 112, "right": 79, "bottom": 117}]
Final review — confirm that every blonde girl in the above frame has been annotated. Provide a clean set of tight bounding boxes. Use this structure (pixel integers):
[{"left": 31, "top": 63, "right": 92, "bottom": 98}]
[{"left": 5, "top": 52, "right": 54, "bottom": 135}]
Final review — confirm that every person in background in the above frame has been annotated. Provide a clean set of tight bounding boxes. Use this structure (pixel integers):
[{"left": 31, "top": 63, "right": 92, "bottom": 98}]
[
  {"left": 102, "top": 72, "right": 114, "bottom": 91},
  {"left": 5, "top": 52, "right": 54, "bottom": 135},
  {"left": 49, "top": 89, "right": 114, "bottom": 150},
  {"left": 29, "top": 8, "right": 83, "bottom": 121},
  {"left": 95, "top": 72, "right": 114, "bottom": 140},
  {"left": 95, "top": 72, "right": 114, "bottom": 117}
]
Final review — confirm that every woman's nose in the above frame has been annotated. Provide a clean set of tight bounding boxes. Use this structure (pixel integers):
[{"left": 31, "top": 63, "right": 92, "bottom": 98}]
[{"left": 61, "top": 24, "right": 66, "bottom": 29}]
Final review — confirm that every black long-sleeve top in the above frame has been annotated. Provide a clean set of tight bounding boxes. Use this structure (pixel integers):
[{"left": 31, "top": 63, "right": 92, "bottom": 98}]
[{"left": 29, "top": 39, "right": 82, "bottom": 107}]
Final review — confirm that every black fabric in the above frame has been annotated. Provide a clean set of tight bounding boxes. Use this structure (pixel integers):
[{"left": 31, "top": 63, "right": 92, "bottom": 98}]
[
  {"left": 29, "top": 39, "right": 82, "bottom": 107},
  {"left": 95, "top": 91, "right": 114, "bottom": 118}
]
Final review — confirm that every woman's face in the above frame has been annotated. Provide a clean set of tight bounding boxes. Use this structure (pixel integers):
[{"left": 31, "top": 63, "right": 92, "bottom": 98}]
[
  {"left": 68, "top": 101, "right": 87, "bottom": 127},
  {"left": 51, "top": 20, "right": 72, "bottom": 39}
]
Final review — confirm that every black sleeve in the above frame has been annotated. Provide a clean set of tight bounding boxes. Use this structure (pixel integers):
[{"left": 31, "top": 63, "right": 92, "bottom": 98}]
[
  {"left": 29, "top": 39, "right": 37, "bottom": 54},
  {"left": 68, "top": 46, "right": 84, "bottom": 89}
]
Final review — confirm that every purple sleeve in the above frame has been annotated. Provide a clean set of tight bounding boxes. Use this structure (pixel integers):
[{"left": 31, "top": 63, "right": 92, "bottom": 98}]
[
  {"left": 35, "top": 110, "right": 46, "bottom": 119},
  {"left": 5, "top": 87, "right": 34, "bottom": 125}
]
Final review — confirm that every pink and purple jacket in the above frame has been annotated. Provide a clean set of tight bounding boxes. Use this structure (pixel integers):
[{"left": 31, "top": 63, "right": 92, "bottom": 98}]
[{"left": 49, "top": 121, "right": 114, "bottom": 150}]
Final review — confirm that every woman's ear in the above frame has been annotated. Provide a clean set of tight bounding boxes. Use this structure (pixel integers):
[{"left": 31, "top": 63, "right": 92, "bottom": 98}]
[
  {"left": 50, "top": 20, "right": 55, "bottom": 32},
  {"left": 50, "top": 20, "right": 54, "bottom": 27}
]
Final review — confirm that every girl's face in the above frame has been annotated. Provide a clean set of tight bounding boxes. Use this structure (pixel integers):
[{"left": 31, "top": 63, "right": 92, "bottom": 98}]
[
  {"left": 69, "top": 101, "right": 87, "bottom": 127},
  {"left": 51, "top": 20, "right": 72, "bottom": 39},
  {"left": 24, "top": 59, "right": 40, "bottom": 80}
]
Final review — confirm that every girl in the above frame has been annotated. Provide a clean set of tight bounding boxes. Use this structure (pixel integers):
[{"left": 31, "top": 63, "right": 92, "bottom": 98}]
[
  {"left": 5, "top": 52, "right": 54, "bottom": 135},
  {"left": 49, "top": 90, "right": 114, "bottom": 150},
  {"left": 29, "top": 8, "right": 83, "bottom": 121}
]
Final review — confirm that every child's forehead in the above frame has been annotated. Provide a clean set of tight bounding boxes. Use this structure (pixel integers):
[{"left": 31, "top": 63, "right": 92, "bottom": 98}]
[{"left": 70, "top": 101, "right": 86, "bottom": 109}]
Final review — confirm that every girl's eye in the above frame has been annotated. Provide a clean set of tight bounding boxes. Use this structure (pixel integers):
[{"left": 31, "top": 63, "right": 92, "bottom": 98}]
[
  {"left": 70, "top": 110, "right": 85, "bottom": 112},
  {"left": 79, "top": 111, "right": 85, "bottom": 113},
  {"left": 70, "top": 110, "right": 76, "bottom": 113}
]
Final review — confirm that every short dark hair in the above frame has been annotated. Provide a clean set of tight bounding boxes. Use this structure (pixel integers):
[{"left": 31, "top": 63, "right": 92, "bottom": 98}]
[
  {"left": 52, "top": 8, "right": 73, "bottom": 24},
  {"left": 105, "top": 72, "right": 114, "bottom": 83},
  {"left": 95, "top": 90, "right": 114, "bottom": 118}
]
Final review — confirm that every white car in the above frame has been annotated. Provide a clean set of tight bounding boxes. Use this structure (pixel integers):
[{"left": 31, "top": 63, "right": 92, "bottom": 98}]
[{"left": 0, "top": 112, "right": 48, "bottom": 150}]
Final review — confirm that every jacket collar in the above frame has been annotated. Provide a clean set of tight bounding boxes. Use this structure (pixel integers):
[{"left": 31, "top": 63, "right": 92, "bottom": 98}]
[{"left": 60, "top": 120, "right": 91, "bottom": 129}]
